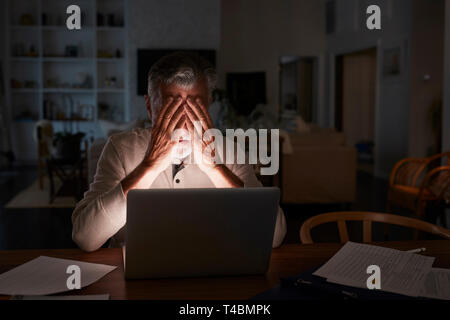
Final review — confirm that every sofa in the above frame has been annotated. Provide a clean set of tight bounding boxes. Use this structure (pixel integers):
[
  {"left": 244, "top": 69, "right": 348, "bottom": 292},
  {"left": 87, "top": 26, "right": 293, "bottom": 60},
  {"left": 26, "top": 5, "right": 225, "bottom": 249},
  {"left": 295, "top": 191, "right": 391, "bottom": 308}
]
[{"left": 281, "top": 127, "right": 357, "bottom": 204}]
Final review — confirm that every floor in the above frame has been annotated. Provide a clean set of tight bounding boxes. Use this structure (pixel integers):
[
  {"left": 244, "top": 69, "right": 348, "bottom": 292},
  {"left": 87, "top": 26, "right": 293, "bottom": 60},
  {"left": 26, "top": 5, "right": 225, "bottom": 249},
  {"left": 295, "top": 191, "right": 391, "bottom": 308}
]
[
  {"left": 282, "top": 169, "right": 390, "bottom": 244},
  {"left": 0, "top": 167, "right": 76, "bottom": 250},
  {"left": 0, "top": 166, "right": 446, "bottom": 250}
]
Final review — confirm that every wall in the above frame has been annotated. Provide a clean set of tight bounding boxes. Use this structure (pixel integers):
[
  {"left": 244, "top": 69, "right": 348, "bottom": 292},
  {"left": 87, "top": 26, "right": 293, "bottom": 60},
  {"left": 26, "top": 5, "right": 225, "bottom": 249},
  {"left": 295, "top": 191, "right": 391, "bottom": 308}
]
[
  {"left": 409, "top": 0, "right": 445, "bottom": 157},
  {"left": 444, "top": 0, "right": 450, "bottom": 154},
  {"left": 127, "top": 0, "right": 221, "bottom": 120},
  {"left": 443, "top": 0, "right": 450, "bottom": 228},
  {"left": 0, "top": 1, "right": 6, "bottom": 167},
  {"left": 218, "top": 0, "right": 326, "bottom": 120},
  {"left": 326, "top": 0, "right": 413, "bottom": 178}
]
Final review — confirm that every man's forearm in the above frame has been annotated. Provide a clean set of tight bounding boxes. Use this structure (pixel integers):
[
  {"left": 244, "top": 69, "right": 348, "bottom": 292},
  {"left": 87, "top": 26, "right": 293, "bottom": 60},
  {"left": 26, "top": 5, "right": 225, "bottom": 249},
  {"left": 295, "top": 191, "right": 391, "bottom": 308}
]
[
  {"left": 121, "top": 162, "right": 162, "bottom": 195},
  {"left": 203, "top": 164, "right": 244, "bottom": 188}
]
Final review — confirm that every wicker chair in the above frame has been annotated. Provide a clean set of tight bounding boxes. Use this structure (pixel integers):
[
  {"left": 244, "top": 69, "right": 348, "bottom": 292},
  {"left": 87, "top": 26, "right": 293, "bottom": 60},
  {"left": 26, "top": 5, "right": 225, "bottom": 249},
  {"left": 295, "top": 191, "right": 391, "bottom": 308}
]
[{"left": 387, "top": 152, "right": 450, "bottom": 224}]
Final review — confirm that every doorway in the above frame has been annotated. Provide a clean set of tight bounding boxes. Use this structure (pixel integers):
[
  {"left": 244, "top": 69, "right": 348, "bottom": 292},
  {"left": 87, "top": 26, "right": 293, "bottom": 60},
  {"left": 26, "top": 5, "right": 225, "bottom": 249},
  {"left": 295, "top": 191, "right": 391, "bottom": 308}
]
[
  {"left": 335, "top": 48, "right": 377, "bottom": 174},
  {"left": 279, "top": 56, "right": 318, "bottom": 123}
]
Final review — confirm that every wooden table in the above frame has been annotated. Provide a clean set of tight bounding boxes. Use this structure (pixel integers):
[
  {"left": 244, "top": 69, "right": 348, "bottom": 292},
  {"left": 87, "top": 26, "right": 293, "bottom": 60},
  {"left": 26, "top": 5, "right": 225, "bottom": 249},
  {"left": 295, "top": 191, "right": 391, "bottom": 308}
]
[{"left": 1, "top": 240, "right": 450, "bottom": 300}]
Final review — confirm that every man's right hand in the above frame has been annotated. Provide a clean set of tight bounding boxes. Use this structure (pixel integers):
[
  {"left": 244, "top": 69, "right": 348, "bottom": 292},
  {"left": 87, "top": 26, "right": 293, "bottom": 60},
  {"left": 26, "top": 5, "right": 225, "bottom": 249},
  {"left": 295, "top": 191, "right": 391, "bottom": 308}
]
[
  {"left": 141, "top": 96, "right": 185, "bottom": 172},
  {"left": 121, "top": 96, "right": 185, "bottom": 195}
]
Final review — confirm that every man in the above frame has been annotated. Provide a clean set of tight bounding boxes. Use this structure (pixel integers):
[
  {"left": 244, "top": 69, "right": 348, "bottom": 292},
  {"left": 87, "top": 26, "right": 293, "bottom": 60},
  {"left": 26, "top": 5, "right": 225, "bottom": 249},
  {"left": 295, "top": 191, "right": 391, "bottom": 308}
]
[{"left": 72, "top": 52, "right": 286, "bottom": 252}]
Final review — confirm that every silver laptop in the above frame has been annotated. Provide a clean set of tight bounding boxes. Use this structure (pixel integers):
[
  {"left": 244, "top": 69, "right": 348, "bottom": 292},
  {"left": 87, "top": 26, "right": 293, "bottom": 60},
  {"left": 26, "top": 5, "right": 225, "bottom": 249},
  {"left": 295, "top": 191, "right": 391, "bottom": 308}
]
[{"left": 124, "top": 187, "right": 280, "bottom": 279}]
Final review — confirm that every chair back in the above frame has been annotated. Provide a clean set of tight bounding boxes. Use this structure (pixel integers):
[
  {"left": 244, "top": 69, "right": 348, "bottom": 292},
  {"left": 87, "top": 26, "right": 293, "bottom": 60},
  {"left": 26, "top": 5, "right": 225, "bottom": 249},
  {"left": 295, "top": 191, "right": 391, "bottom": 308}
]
[
  {"left": 390, "top": 151, "right": 450, "bottom": 188},
  {"left": 300, "top": 211, "right": 450, "bottom": 244}
]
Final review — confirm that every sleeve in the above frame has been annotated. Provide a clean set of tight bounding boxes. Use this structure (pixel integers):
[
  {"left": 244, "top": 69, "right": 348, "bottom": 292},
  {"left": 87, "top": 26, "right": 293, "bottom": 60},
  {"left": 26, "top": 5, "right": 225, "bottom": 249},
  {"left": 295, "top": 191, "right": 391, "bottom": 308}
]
[
  {"left": 225, "top": 162, "right": 287, "bottom": 248},
  {"left": 71, "top": 137, "right": 128, "bottom": 252}
]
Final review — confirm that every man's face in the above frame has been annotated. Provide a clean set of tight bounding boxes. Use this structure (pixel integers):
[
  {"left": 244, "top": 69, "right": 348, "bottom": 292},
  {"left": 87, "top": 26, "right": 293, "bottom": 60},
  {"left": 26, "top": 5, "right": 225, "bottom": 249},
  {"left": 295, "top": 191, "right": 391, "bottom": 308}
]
[
  {"left": 159, "top": 77, "right": 210, "bottom": 123},
  {"left": 155, "top": 77, "right": 211, "bottom": 161}
]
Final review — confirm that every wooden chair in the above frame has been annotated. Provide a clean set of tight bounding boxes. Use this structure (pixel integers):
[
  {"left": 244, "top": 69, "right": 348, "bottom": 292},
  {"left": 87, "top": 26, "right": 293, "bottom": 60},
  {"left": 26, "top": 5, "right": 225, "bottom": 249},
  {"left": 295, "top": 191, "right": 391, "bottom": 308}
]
[
  {"left": 299, "top": 211, "right": 450, "bottom": 244},
  {"left": 36, "top": 121, "right": 54, "bottom": 190},
  {"left": 387, "top": 152, "right": 450, "bottom": 222}
]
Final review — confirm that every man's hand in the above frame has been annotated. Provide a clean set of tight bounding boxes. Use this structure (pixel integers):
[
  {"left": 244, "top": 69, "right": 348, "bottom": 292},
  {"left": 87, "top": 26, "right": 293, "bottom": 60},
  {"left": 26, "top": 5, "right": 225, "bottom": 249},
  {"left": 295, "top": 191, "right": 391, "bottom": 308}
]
[
  {"left": 142, "top": 96, "right": 185, "bottom": 173},
  {"left": 184, "top": 97, "right": 244, "bottom": 188},
  {"left": 121, "top": 96, "right": 185, "bottom": 195},
  {"left": 184, "top": 97, "right": 219, "bottom": 172}
]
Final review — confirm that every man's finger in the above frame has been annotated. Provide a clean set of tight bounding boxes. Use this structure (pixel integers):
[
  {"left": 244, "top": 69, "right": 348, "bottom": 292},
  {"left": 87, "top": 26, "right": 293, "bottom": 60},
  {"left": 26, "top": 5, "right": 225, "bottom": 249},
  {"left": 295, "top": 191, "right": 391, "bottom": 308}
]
[
  {"left": 186, "top": 97, "right": 212, "bottom": 126},
  {"left": 152, "top": 97, "right": 171, "bottom": 131},
  {"left": 154, "top": 96, "right": 183, "bottom": 130},
  {"left": 184, "top": 102, "right": 210, "bottom": 134},
  {"left": 162, "top": 97, "right": 184, "bottom": 120},
  {"left": 185, "top": 105, "right": 208, "bottom": 144},
  {"left": 185, "top": 114, "right": 214, "bottom": 154},
  {"left": 186, "top": 97, "right": 214, "bottom": 128},
  {"left": 166, "top": 107, "right": 186, "bottom": 134}
]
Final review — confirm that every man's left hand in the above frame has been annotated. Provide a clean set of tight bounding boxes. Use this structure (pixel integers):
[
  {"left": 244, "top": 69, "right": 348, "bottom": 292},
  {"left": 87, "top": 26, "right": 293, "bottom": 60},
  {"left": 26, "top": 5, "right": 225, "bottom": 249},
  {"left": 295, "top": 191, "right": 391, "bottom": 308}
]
[{"left": 184, "top": 97, "right": 221, "bottom": 173}]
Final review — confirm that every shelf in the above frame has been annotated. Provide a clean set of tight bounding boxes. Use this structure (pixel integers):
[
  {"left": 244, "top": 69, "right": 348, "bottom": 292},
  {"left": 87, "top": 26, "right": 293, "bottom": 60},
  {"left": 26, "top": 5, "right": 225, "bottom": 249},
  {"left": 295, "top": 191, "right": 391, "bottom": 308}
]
[
  {"left": 96, "top": 26, "right": 125, "bottom": 31},
  {"left": 43, "top": 57, "right": 94, "bottom": 62},
  {"left": 97, "top": 58, "right": 124, "bottom": 63},
  {"left": 6, "top": 0, "right": 129, "bottom": 155},
  {"left": 42, "top": 26, "right": 95, "bottom": 32},
  {"left": 13, "top": 119, "right": 38, "bottom": 123},
  {"left": 11, "top": 88, "right": 40, "bottom": 93},
  {"left": 11, "top": 57, "right": 40, "bottom": 62},
  {"left": 97, "top": 88, "right": 124, "bottom": 93},
  {"left": 11, "top": 25, "right": 40, "bottom": 31},
  {"left": 43, "top": 88, "right": 94, "bottom": 93}
]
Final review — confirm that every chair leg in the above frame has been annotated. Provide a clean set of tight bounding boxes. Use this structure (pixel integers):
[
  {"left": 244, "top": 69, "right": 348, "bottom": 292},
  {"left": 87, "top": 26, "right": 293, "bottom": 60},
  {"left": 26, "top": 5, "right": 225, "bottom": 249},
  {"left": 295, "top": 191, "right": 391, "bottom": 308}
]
[
  {"left": 440, "top": 205, "right": 448, "bottom": 228},
  {"left": 38, "top": 159, "right": 44, "bottom": 190},
  {"left": 47, "top": 160, "right": 55, "bottom": 204},
  {"left": 383, "top": 224, "right": 390, "bottom": 241},
  {"left": 416, "top": 201, "right": 427, "bottom": 220},
  {"left": 384, "top": 202, "right": 392, "bottom": 240}
]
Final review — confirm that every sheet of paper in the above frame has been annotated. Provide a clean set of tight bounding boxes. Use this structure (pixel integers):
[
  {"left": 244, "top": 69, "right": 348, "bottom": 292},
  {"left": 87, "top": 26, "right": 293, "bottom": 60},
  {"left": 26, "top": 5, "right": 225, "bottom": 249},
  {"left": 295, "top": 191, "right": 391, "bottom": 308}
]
[
  {"left": 313, "top": 242, "right": 435, "bottom": 297},
  {"left": 419, "top": 268, "right": 450, "bottom": 300},
  {"left": 10, "top": 294, "right": 110, "bottom": 300},
  {"left": 0, "top": 256, "right": 117, "bottom": 295}
]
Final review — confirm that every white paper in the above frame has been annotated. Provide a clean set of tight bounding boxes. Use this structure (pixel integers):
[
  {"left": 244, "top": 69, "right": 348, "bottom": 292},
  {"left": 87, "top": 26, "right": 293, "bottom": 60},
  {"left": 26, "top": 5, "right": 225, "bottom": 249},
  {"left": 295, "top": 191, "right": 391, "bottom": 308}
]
[
  {"left": 11, "top": 294, "right": 110, "bottom": 300},
  {"left": 419, "top": 268, "right": 450, "bottom": 300},
  {"left": 0, "top": 256, "right": 117, "bottom": 295},
  {"left": 313, "top": 242, "right": 435, "bottom": 297}
]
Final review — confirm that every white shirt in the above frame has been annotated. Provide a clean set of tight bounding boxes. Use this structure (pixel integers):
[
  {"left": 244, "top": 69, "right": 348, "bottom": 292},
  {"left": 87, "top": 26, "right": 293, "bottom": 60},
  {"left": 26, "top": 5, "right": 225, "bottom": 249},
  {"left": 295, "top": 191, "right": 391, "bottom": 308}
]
[{"left": 72, "top": 127, "right": 287, "bottom": 252}]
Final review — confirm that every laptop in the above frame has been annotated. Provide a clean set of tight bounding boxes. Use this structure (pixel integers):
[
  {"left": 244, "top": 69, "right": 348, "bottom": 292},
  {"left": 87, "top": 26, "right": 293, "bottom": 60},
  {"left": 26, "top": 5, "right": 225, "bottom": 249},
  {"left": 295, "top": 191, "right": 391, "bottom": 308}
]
[{"left": 124, "top": 187, "right": 280, "bottom": 279}]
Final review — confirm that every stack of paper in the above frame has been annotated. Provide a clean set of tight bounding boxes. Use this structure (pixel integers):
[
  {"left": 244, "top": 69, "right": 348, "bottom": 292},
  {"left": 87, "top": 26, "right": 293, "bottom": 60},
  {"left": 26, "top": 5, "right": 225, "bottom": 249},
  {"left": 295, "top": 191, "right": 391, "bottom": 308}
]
[
  {"left": 0, "top": 256, "right": 117, "bottom": 296},
  {"left": 420, "top": 268, "right": 450, "bottom": 300},
  {"left": 313, "top": 242, "right": 450, "bottom": 300}
]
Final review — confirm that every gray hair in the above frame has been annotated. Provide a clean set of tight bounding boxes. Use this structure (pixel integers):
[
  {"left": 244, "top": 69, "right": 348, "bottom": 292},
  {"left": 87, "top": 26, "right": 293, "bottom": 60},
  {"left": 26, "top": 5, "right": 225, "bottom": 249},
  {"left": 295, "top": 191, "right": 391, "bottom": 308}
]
[{"left": 147, "top": 52, "right": 217, "bottom": 118}]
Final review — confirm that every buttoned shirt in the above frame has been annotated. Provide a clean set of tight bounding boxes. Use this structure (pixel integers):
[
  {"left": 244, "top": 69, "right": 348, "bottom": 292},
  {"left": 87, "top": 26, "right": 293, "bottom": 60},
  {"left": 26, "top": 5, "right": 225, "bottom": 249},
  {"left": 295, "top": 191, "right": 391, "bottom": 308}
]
[{"left": 72, "top": 127, "right": 286, "bottom": 252}]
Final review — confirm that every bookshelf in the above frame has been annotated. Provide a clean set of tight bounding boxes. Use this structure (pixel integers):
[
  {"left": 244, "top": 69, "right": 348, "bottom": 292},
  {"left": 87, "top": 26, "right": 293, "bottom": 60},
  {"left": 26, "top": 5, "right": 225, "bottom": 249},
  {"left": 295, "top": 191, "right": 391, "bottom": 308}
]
[{"left": 5, "top": 0, "right": 129, "bottom": 163}]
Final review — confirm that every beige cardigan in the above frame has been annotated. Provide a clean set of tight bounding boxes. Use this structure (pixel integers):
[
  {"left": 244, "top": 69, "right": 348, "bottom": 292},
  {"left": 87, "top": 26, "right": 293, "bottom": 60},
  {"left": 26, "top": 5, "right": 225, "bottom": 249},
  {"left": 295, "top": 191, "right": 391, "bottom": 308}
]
[{"left": 72, "top": 128, "right": 287, "bottom": 252}]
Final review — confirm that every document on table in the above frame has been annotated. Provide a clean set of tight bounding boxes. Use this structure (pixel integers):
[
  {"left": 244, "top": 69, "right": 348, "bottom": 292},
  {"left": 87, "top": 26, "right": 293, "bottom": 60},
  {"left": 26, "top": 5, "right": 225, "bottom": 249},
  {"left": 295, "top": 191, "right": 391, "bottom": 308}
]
[
  {"left": 0, "top": 256, "right": 117, "bottom": 296},
  {"left": 313, "top": 242, "right": 435, "bottom": 297},
  {"left": 420, "top": 268, "right": 450, "bottom": 301}
]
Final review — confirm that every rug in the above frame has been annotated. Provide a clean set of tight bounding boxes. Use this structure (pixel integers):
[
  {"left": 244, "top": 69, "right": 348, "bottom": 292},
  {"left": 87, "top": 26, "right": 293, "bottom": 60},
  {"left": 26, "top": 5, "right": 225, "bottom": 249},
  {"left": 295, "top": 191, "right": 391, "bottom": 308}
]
[{"left": 4, "top": 178, "right": 77, "bottom": 209}]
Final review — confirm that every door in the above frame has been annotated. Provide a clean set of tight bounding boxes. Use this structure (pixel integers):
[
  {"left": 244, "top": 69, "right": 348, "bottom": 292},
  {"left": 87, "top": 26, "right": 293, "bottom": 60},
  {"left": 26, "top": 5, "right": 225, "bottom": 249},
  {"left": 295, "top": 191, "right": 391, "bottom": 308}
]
[
  {"left": 340, "top": 48, "right": 376, "bottom": 146},
  {"left": 336, "top": 48, "right": 377, "bottom": 172}
]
